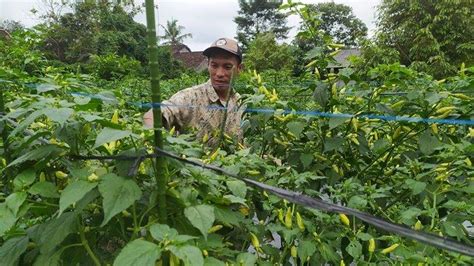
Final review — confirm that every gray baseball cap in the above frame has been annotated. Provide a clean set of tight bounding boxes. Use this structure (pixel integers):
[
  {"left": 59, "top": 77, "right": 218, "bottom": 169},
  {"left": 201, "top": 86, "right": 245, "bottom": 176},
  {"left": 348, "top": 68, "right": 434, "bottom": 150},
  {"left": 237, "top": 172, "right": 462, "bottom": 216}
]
[{"left": 203, "top": 37, "right": 242, "bottom": 62}]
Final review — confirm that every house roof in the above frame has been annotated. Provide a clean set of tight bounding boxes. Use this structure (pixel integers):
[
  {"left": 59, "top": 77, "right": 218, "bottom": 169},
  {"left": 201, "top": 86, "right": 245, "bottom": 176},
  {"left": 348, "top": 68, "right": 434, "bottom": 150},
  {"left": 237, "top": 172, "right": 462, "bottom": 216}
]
[
  {"left": 327, "top": 48, "right": 361, "bottom": 68},
  {"left": 166, "top": 43, "right": 208, "bottom": 72},
  {"left": 174, "top": 51, "right": 208, "bottom": 71},
  {"left": 169, "top": 43, "right": 192, "bottom": 54}
]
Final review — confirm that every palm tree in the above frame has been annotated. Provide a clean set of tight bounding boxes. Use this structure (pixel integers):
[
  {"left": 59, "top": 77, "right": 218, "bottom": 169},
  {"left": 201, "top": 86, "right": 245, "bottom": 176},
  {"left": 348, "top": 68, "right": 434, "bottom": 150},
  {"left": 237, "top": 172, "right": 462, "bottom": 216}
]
[{"left": 159, "top": 19, "right": 192, "bottom": 45}]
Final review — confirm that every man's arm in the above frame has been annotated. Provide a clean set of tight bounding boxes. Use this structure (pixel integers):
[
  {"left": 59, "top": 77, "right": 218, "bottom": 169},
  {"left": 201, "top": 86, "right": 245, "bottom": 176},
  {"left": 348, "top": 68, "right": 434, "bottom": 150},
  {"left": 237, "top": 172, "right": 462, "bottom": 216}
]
[{"left": 143, "top": 99, "right": 184, "bottom": 130}]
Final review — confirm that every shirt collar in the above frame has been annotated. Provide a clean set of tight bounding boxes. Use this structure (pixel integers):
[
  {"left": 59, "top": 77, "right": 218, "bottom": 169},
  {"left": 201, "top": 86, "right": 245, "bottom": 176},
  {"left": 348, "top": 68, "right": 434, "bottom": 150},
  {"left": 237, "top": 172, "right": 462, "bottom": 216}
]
[
  {"left": 205, "top": 80, "right": 220, "bottom": 103},
  {"left": 205, "top": 79, "right": 238, "bottom": 106}
]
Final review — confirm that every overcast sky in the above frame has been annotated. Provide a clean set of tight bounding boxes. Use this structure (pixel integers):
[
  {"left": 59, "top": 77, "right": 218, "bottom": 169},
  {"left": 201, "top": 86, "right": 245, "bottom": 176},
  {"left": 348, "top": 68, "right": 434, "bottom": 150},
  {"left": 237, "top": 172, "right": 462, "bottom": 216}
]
[{"left": 1, "top": 0, "right": 380, "bottom": 51}]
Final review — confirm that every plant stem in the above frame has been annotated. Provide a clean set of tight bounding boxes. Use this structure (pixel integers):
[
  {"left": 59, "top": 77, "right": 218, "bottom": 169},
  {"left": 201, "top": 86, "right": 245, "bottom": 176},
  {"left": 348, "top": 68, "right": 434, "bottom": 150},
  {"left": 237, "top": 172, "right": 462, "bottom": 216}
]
[
  {"left": 0, "top": 84, "right": 10, "bottom": 164},
  {"left": 80, "top": 226, "right": 101, "bottom": 266},
  {"left": 430, "top": 192, "right": 437, "bottom": 230},
  {"left": 131, "top": 203, "right": 139, "bottom": 240},
  {"left": 145, "top": 0, "right": 168, "bottom": 224}
]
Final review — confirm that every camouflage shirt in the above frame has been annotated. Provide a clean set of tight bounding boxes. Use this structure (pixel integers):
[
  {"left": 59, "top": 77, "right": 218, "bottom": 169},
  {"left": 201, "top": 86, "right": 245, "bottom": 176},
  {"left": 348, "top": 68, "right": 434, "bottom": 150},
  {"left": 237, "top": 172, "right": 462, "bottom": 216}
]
[{"left": 145, "top": 80, "right": 244, "bottom": 145}]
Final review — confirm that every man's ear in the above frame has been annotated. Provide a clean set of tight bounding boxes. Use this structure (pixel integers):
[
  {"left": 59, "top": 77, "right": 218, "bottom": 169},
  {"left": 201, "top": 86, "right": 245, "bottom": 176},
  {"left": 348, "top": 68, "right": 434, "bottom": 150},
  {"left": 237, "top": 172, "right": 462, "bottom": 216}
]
[{"left": 237, "top": 63, "right": 244, "bottom": 72}]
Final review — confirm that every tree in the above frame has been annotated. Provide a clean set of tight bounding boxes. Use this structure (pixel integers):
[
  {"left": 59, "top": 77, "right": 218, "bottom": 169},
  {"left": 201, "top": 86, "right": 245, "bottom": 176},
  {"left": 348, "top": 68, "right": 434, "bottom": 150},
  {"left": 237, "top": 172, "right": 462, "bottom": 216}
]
[
  {"left": 38, "top": 1, "right": 148, "bottom": 63},
  {"left": 245, "top": 32, "right": 294, "bottom": 72},
  {"left": 308, "top": 3, "right": 367, "bottom": 47},
  {"left": 0, "top": 20, "right": 24, "bottom": 33},
  {"left": 35, "top": 1, "right": 184, "bottom": 79},
  {"left": 234, "top": 0, "right": 290, "bottom": 50},
  {"left": 374, "top": 0, "right": 474, "bottom": 78},
  {"left": 159, "top": 19, "right": 192, "bottom": 45}
]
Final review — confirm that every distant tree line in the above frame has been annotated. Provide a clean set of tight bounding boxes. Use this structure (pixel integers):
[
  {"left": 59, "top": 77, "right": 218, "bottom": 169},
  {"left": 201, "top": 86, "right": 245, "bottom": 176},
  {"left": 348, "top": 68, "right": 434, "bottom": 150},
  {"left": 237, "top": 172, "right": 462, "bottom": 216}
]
[{"left": 234, "top": 0, "right": 473, "bottom": 79}]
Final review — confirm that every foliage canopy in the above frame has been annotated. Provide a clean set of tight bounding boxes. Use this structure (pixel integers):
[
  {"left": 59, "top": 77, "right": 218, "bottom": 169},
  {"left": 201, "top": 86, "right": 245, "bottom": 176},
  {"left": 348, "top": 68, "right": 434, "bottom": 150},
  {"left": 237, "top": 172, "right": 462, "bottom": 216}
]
[
  {"left": 374, "top": 0, "right": 474, "bottom": 78},
  {"left": 234, "top": 0, "right": 290, "bottom": 50}
]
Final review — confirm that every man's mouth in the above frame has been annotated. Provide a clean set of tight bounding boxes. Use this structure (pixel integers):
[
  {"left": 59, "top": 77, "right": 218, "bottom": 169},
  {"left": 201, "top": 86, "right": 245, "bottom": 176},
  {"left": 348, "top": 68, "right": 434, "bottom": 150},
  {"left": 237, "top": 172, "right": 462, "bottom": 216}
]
[{"left": 213, "top": 81, "right": 229, "bottom": 86}]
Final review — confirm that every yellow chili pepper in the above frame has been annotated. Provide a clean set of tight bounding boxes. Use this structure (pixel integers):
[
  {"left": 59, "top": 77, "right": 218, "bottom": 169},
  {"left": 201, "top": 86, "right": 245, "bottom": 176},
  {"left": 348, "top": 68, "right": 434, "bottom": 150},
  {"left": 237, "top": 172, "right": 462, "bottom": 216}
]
[
  {"left": 278, "top": 209, "right": 284, "bottom": 224},
  {"left": 209, "top": 148, "right": 220, "bottom": 162},
  {"left": 55, "top": 171, "right": 68, "bottom": 179},
  {"left": 285, "top": 208, "right": 293, "bottom": 229},
  {"left": 291, "top": 246, "right": 297, "bottom": 258},
  {"left": 414, "top": 220, "right": 422, "bottom": 230},
  {"left": 201, "top": 133, "right": 208, "bottom": 143},
  {"left": 250, "top": 232, "right": 260, "bottom": 249},
  {"left": 87, "top": 173, "right": 99, "bottom": 182},
  {"left": 111, "top": 110, "right": 119, "bottom": 124},
  {"left": 296, "top": 212, "right": 305, "bottom": 231},
  {"left": 368, "top": 238, "right": 375, "bottom": 253},
  {"left": 339, "top": 213, "right": 350, "bottom": 227},
  {"left": 208, "top": 225, "right": 223, "bottom": 233},
  {"left": 39, "top": 172, "right": 46, "bottom": 182},
  {"left": 381, "top": 243, "right": 399, "bottom": 254}
]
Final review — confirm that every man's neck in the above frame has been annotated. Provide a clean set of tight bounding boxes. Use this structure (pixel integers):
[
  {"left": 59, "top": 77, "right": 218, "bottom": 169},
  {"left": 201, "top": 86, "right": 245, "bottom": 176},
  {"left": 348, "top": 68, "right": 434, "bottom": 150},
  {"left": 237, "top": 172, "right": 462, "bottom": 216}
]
[{"left": 214, "top": 86, "right": 232, "bottom": 103}]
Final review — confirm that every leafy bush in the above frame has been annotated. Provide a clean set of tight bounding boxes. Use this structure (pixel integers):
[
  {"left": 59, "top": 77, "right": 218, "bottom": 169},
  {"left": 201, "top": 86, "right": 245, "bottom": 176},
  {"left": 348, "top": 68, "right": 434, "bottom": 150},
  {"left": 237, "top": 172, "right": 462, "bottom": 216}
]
[{"left": 85, "top": 53, "right": 142, "bottom": 80}]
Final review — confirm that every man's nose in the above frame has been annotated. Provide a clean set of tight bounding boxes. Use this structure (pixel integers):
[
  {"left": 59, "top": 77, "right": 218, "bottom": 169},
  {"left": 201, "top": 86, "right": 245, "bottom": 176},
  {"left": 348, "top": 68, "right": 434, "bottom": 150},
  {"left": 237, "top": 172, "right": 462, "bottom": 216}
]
[{"left": 216, "top": 67, "right": 225, "bottom": 77}]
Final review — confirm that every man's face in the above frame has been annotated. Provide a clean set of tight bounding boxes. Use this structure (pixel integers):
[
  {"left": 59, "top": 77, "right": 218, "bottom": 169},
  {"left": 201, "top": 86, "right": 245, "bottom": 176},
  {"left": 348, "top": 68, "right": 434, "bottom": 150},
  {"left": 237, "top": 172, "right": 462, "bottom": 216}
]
[{"left": 208, "top": 51, "right": 242, "bottom": 91}]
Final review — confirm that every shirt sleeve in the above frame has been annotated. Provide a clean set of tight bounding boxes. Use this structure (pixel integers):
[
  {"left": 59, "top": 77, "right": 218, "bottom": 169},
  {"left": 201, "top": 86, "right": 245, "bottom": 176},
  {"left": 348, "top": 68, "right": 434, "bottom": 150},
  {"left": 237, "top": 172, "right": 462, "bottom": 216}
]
[{"left": 161, "top": 90, "right": 196, "bottom": 132}]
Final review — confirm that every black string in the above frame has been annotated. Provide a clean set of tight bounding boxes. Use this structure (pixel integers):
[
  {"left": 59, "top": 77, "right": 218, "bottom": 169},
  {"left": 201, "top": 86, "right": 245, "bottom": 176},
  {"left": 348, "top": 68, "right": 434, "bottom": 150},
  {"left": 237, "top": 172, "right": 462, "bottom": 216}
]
[{"left": 69, "top": 148, "right": 474, "bottom": 257}]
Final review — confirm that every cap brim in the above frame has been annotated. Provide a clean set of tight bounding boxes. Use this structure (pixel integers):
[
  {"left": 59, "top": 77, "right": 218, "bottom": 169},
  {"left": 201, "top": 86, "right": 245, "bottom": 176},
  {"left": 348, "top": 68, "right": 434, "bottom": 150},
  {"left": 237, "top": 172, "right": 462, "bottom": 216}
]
[{"left": 202, "top": 47, "right": 242, "bottom": 61}]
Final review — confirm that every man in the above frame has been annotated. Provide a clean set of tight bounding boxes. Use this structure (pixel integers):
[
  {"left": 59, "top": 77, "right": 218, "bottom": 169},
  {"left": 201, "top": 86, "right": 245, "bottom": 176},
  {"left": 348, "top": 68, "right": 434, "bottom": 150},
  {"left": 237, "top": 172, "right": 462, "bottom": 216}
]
[{"left": 143, "top": 37, "right": 244, "bottom": 146}]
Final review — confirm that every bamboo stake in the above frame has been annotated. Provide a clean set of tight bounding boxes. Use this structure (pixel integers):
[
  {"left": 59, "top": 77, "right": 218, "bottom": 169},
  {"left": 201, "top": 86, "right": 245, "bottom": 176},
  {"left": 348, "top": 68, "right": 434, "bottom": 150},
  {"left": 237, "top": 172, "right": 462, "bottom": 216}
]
[
  {"left": 0, "top": 84, "right": 10, "bottom": 165},
  {"left": 144, "top": 0, "right": 168, "bottom": 224}
]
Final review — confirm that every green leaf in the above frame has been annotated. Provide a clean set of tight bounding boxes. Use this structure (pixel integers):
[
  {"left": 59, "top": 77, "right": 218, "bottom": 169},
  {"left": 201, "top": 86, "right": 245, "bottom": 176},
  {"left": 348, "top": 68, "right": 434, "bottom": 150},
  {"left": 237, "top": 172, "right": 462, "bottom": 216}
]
[
  {"left": 94, "top": 127, "right": 132, "bottom": 149},
  {"left": 0, "top": 205, "right": 17, "bottom": 237},
  {"left": 37, "top": 212, "right": 79, "bottom": 254},
  {"left": 204, "top": 257, "right": 225, "bottom": 266},
  {"left": 9, "top": 109, "right": 45, "bottom": 137},
  {"left": 7, "top": 145, "right": 64, "bottom": 167},
  {"left": 33, "top": 248, "right": 63, "bottom": 266},
  {"left": 313, "top": 82, "right": 329, "bottom": 107},
  {"left": 348, "top": 195, "right": 367, "bottom": 209},
  {"left": 184, "top": 205, "right": 215, "bottom": 240},
  {"left": 222, "top": 195, "right": 247, "bottom": 206},
  {"left": 98, "top": 173, "right": 142, "bottom": 226},
  {"left": 286, "top": 121, "right": 305, "bottom": 138},
  {"left": 13, "top": 169, "right": 36, "bottom": 190},
  {"left": 150, "top": 224, "right": 178, "bottom": 242},
  {"left": 298, "top": 240, "right": 316, "bottom": 262},
  {"left": 214, "top": 207, "right": 244, "bottom": 227},
  {"left": 59, "top": 180, "right": 98, "bottom": 215},
  {"left": 28, "top": 181, "right": 60, "bottom": 198},
  {"left": 418, "top": 131, "right": 441, "bottom": 155},
  {"left": 442, "top": 221, "right": 466, "bottom": 238},
  {"left": 405, "top": 179, "right": 426, "bottom": 195},
  {"left": 329, "top": 117, "right": 348, "bottom": 129},
  {"left": 113, "top": 239, "right": 161, "bottom": 266},
  {"left": 320, "top": 242, "right": 339, "bottom": 262},
  {"left": 356, "top": 232, "right": 373, "bottom": 241},
  {"left": 324, "top": 136, "right": 344, "bottom": 152},
  {"left": 44, "top": 108, "right": 74, "bottom": 125},
  {"left": 235, "top": 253, "right": 257, "bottom": 266},
  {"left": 226, "top": 180, "right": 247, "bottom": 198},
  {"left": 399, "top": 207, "right": 422, "bottom": 225},
  {"left": 346, "top": 240, "right": 362, "bottom": 259},
  {"left": 0, "top": 236, "right": 29, "bottom": 266},
  {"left": 6, "top": 192, "right": 28, "bottom": 216},
  {"left": 36, "top": 83, "right": 60, "bottom": 93},
  {"left": 169, "top": 245, "right": 203, "bottom": 266},
  {"left": 305, "top": 47, "right": 324, "bottom": 60},
  {"left": 300, "top": 153, "right": 313, "bottom": 169}
]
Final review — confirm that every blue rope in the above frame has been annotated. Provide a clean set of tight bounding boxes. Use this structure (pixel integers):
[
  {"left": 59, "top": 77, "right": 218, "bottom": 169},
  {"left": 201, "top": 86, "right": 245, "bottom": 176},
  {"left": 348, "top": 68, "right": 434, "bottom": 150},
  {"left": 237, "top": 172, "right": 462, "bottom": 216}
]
[{"left": 70, "top": 92, "right": 474, "bottom": 126}]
